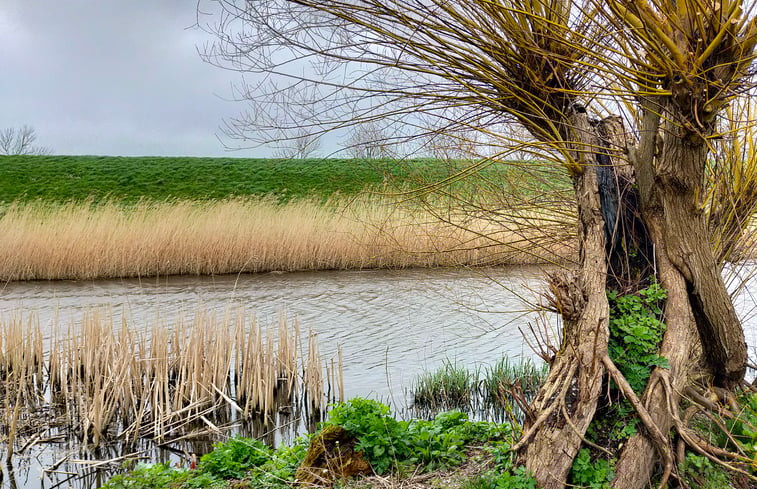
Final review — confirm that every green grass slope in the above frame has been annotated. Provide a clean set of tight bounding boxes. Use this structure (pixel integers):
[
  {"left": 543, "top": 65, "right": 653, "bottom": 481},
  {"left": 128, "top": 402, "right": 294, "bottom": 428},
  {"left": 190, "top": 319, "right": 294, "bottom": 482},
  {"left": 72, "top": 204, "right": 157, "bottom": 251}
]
[
  {"left": 0, "top": 155, "right": 567, "bottom": 204},
  {"left": 0, "top": 155, "right": 408, "bottom": 203}
]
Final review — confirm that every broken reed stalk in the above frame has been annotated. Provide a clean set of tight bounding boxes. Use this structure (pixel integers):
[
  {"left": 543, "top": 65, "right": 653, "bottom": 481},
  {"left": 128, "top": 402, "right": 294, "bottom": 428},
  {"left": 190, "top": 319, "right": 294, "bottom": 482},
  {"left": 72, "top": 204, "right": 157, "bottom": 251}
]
[
  {"left": 304, "top": 329, "right": 325, "bottom": 414},
  {"left": 0, "top": 308, "right": 342, "bottom": 448}
]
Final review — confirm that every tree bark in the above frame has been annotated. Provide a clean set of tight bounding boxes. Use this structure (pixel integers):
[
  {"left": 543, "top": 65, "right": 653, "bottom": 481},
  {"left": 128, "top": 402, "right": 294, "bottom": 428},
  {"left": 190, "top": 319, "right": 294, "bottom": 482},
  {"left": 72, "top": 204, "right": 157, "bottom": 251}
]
[
  {"left": 517, "top": 112, "right": 610, "bottom": 489},
  {"left": 655, "top": 122, "right": 746, "bottom": 386}
]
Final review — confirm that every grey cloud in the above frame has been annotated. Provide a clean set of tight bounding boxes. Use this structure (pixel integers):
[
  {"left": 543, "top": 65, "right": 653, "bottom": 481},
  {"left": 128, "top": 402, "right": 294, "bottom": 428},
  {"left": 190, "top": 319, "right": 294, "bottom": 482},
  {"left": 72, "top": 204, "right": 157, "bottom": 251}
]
[{"left": 0, "top": 1, "right": 264, "bottom": 157}]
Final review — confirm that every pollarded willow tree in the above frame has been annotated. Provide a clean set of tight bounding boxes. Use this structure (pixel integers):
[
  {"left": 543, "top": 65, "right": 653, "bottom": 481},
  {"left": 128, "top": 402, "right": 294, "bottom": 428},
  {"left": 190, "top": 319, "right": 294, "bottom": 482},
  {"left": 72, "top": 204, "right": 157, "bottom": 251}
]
[{"left": 201, "top": 0, "right": 757, "bottom": 487}]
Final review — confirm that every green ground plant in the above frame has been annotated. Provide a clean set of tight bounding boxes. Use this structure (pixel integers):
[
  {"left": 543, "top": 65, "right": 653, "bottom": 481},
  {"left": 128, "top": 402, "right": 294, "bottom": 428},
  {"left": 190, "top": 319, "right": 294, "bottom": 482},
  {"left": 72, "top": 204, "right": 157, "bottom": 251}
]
[
  {"left": 460, "top": 467, "right": 537, "bottom": 489},
  {"left": 326, "top": 398, "right": 511, "bottom": 474},
  {"left": 607, "top": 283, "right": 668, "bottom": 394},
  {"left": 100, "top": 463, "right": 197, "bottom": 489},
  {"left": 678, "top": 453, "right": 731, "bottom": 489},
  {"left": 458, "top": 439, "right": 538, "bottom": 489},
  {"left": 583, "top": 284, "right": 668, "bottom": 446},
  {"left": 100, "top": 435, "right": 310, "bottom": 489},
  {"left": 198, "top": 437, "right": 272, "bottom": 480},
  {"left": 99, "top": 399, "right": 517, "bottom": 489},
  {"left": 569, "top": 449, "right": 615, "bottom": 489}
]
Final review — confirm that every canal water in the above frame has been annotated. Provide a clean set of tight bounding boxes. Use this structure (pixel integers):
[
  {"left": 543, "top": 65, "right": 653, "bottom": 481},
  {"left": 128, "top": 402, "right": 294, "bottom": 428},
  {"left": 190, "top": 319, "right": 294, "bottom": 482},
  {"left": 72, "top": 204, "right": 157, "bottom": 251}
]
[{"left": 0, "top": 267, "right": 549, "bottom": 404}]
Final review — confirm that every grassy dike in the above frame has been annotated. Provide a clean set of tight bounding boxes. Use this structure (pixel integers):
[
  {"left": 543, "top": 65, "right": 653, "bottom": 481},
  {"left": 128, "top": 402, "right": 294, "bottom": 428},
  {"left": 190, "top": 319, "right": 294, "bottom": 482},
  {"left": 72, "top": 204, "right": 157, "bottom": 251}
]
[
  {"left": 0, "top": 155, "right": 552, "bottom": 204},
  {"left": 0, "top": 156, "right": 575, "bottom": 280},
  {"left": 0, "top": 155, "right": 404, "bottom": 203}
]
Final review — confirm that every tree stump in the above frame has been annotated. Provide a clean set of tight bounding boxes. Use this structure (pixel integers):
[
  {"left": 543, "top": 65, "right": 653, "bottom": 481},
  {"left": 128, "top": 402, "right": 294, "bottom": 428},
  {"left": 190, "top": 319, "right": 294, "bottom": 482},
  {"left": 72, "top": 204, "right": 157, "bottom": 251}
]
[{"left": 295, "top": 425, "right": 372, "bottom": 486}]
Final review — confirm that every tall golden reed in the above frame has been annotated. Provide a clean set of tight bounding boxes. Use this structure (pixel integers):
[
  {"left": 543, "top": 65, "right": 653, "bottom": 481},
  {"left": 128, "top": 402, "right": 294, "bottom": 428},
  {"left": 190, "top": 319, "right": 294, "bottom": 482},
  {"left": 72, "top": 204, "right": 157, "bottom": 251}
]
[{"left": 0, "top": 197, "right": 574, "bottom": 281}]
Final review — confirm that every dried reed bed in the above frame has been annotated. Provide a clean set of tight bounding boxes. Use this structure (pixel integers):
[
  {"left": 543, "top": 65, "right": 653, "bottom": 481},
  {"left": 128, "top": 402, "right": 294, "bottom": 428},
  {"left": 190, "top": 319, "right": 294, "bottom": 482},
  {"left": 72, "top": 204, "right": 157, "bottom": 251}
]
[
  {"left": 0, "top": 197, "right": 575, "bottom": 281},
  {"left": 0, "top": 308, "right": 341, "bottom": 449}
]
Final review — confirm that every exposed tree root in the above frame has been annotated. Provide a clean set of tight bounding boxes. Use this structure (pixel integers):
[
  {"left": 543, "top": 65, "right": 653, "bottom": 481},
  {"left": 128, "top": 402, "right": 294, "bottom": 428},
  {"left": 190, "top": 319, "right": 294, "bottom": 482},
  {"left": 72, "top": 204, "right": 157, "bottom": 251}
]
[
  {"left": 602, "top": 355, "right": 674, "bottom": 489},
  {"left": 511, "top": 360, "right": 577, "bottom": 452},
  {"left": 633, "top": 368, "right": 757, "bottom": 486},
  {"left": 560, "top": 401, "right": 613, "bottom": 457}
]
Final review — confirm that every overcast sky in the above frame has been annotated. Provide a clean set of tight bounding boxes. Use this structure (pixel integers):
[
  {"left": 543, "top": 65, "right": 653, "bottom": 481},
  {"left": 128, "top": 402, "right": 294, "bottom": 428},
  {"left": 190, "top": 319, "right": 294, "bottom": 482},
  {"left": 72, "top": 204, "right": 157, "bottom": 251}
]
[{"left": 0, "top": 2, "right": 268, "bottom": 157}]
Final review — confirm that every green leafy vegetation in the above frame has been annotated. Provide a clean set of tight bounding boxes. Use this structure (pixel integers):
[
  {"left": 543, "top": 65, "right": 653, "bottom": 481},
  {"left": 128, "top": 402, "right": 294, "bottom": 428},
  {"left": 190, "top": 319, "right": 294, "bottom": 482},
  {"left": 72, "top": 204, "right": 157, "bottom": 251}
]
[
  {"left": 678, "top": 453, "right": 731, "bottom": 489},
  {"left": 101, "top": 435, "right": 310, "bottom": 489},
  {"left": 100, "top": 462, "right": 195, "bottom": 489},
  {"left": 720, "top": 391, "right": 757, "bottom": 453},
  {"left": 100, "top": 399, "right": 524, "bottom": 489},
  {"left": 569, "top": 449, "right": 615, "bottom": 489},
  {"left": 198, "top": 437, "right": 272, "bottom": 480},
  {"left": 460, "top": 467, "right": 538, "bottom": 489},
  {"left": 328, "top": 399, "right": 539, "bottom": 487},
  {"left": 607, "top": 282, "right": 668, "bottom": 394},
  {"left": 457, "top": 439, "right": 538, "bottom": 489},
  {"left": 326, "top": 398, "right": 511, "bottom": 474},
  {"left": 575, "top": 284, "right": 667, "bottom": 487},
  {"left": 584, "top": 283, "right": 669, "bottom": 449},
  {"left": 689, "top": 389, "right": 757, "bottom": 477}
]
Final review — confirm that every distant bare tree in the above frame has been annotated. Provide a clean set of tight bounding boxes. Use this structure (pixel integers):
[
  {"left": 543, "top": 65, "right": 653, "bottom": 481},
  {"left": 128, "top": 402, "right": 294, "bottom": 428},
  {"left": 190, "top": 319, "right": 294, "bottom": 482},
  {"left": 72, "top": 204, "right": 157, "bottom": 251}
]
[
  {"left": 343, "top": 122, "right": 394, "bottom": 159},
  {"left": 0, "top": 126, "right": 51, "bottom": 155},
  {"left": 426, "top": 128, "right": 479, "bottom": 160},
  {"left": 274, "top": 129, "right": 321, "bottom": 159}
]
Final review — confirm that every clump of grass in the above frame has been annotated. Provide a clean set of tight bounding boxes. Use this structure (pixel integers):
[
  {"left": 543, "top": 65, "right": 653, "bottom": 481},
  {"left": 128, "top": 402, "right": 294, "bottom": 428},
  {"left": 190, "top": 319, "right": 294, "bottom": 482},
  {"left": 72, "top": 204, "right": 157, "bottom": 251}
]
[
  {"left": 482, "top": 357, "right": 548, "bottom": 421},
  {"left": 413, "top": 360, "right": 477, "bottom": 411},
  {"left": 412, "top": 357, "right": 547, "bottom": 418}
]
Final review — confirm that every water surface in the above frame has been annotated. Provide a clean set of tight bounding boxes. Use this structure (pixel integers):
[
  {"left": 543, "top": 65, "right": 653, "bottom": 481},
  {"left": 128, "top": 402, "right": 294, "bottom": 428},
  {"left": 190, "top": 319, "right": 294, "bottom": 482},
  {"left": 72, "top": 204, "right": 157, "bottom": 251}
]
[{"left": 0, "top": 267, "right": 550, "bottom": 403}]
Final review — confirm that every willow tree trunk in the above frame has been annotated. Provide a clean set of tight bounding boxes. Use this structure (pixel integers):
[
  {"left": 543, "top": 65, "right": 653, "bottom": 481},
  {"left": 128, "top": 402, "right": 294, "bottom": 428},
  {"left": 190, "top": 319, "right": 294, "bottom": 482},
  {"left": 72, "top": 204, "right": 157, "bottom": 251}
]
[
  {"left": 655, "top": 123, "right": 746, "bottom": 386},
  {"left": 516, "top": 111, "right": 610, "bottom": 489},
  {"left": 610, "top": 113, "right": 747, "bottom": 488}
]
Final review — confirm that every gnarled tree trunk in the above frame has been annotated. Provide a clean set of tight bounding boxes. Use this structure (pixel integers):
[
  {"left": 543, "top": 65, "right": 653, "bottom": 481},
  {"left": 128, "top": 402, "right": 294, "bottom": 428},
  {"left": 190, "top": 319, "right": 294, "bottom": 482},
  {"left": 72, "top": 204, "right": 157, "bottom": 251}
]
[
  {"left": 516, "top": 111, "right": 611, "bottom": 488},
  {"left": 610, "top": 107, "right": 748, "bottom": 488},
  {"left": 655, "top": 122, "right": 746, "bottom": 386}
]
